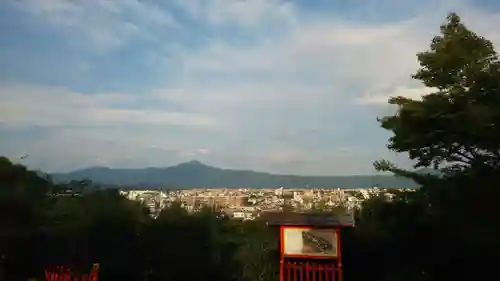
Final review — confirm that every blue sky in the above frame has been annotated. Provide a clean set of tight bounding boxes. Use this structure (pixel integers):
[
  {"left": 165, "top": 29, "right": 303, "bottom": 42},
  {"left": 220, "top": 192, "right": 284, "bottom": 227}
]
[{"left": 1, "top": 0, "right": 500, "bottom": 175}]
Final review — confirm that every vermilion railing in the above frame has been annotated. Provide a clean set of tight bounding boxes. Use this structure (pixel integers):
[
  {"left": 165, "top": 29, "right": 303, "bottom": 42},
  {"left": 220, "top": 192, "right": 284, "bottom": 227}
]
[
  {"left": 43, "top": 264, "right": 99, "bottom": 281},
  {"left": 283, "top": 260, "right": 336, "bottom": 281}
]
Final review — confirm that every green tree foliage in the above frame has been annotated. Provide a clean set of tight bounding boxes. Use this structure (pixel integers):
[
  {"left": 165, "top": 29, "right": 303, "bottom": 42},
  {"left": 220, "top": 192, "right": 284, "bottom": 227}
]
[
  {"left": 0, "top": 158, "right": 280, "bottom": 281},
  {"left": 365, "top": 12, "right": 500, "bottom": 281},
  {"left": 376, "top": 12, "right": 500, "bottom": 175},
  {"left": 0, "top": 157, "right": 51, "bottom": 280},
  {"left": 141, "top": 206, "right": 244, "bottom": 281},
  {"left": 235, "top": 220, "right": 279, "bottom": 281}
]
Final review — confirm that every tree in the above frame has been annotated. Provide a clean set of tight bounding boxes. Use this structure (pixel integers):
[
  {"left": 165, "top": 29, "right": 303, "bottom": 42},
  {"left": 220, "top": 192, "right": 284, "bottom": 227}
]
[
  {"left": 0, "top": 157, "right": 51, "bottom": 280},
  {"left": 0, "top": 157, "right": 283, "bottom": 281},
  {"left": 141, "top": 205, "right": 245, "bottom": 281},
  {"left": 369, "top": 12, "right": 500, "bottom": 281},
  {"left": 235, "top": 220, "right": 279, "bottom": 281},
  {"left": 375, "top": 12, "right": 500, "bottom": 177}
]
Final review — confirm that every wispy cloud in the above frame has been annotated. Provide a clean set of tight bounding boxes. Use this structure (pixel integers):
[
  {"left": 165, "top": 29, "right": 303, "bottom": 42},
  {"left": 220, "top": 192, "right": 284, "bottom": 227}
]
[
  {"left": 173, "top": 0, "right": 297, "bottom": 28},
  {"left": 0, "top": 85, "right": 219, "bottom": 128},
  {"left": 10, "top": 0, "right": 178, "bottom": 51}
]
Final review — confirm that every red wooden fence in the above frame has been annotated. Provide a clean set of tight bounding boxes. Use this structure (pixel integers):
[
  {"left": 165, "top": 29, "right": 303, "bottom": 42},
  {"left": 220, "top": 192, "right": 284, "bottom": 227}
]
[
  {"left": 282, "top": 260, "right": 336, "bottom": 281},
  {"left": 43, "top": 264, "right": 99, "bottom": 281}
]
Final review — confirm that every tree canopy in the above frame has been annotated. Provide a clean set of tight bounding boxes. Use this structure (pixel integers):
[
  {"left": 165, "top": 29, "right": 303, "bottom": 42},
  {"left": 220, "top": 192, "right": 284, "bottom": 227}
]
[
  {"left": 376, "top": 13, "right": 500, "bottom": 175},
  {"left": 371, "top": 12, "right": 500, "bottom": 281}
]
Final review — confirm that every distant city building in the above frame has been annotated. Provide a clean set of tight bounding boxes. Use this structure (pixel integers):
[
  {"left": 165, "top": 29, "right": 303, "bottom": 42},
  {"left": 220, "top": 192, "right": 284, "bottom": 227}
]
[{"left": 120, "top": 187, "right": 413, "bottom": 218}]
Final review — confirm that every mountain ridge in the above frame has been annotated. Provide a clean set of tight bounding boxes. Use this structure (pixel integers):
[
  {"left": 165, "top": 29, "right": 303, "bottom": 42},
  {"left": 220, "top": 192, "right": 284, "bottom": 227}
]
[{"left": 51, "top": 160, "right": 420, "bottom": 189}]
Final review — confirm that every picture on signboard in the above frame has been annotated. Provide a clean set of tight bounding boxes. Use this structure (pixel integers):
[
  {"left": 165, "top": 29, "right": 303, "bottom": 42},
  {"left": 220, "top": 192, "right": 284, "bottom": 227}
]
[{"left": 282, "top": 227, "right": 337, "bottom": 257}]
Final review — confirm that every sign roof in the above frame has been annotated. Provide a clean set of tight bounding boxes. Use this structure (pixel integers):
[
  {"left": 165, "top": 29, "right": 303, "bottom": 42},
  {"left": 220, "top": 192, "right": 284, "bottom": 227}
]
[{"left": 262, "top": 211, "right": 354, "bottom": 227}]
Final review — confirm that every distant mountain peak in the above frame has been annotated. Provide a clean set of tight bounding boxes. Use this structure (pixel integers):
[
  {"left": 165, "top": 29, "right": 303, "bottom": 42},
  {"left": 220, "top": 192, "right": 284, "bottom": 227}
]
[
  {"left": 175, "top": 160, "right": 207, "bottom": 168},
  {"left": 86, "top": 166, "right": 110, "bottom": 170},
  {"left": 51, "top": 160, "right": 419, "bottom": 189}
]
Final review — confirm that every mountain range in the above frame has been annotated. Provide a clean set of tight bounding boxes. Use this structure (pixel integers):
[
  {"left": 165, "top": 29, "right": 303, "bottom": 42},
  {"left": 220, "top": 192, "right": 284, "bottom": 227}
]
[{"left": 50, "top": 160, "right": 420, "bottom": 189}]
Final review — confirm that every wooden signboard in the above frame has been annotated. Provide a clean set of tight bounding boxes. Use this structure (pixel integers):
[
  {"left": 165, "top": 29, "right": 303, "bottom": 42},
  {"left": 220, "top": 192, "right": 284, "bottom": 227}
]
[{"left": 263, "top": 211, "right": 354, "bottom": 281}]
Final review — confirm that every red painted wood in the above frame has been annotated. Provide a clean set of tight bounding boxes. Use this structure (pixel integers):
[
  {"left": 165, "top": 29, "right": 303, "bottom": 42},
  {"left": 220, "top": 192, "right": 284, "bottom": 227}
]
[
  {"left": 44, "top": 265, "right": 99, "bottom": 281},
  {"left": 326, "top": 264, "right": 330, "bottom": 281},
  {"left": 335, "top": 228, "right": 342, "bottom": 281},
  {"left": 305, "top": 261, "right": 310, "bottom": 281},
  {"left": 299, "top": 261, "right": 303, "bottom": 281},
  {"left": 280, "top": 226, "right": 285, "bottom": 281},
  {"left": 312, "top": 262, "right": 316, "bottom": 281},
  {"left": 280, "top": 227, "right": 343, "bottom": 281},
  {"left": 332, "top": 263, "right": 336, "bottom": 281},
  {"left": 293, "top": 262, "right": 297, "bottom": 281},
  {"left": 287, "top": 260, "right": 291, "bottom": 281}
]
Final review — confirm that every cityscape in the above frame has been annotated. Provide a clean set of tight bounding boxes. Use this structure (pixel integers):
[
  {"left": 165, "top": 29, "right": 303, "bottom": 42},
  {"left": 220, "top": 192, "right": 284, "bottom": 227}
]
[
  {"left": 119, "top": 187, "right": 415, "bottom": 219},
  {"left": 1, "top": 0, "right": 496, "bottom": 280}
]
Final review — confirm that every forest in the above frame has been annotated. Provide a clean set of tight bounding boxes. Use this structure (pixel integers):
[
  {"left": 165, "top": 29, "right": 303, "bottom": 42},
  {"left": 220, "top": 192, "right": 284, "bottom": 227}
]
[{"left": 1, "top": 13, "right": 500, "bottom": 281}]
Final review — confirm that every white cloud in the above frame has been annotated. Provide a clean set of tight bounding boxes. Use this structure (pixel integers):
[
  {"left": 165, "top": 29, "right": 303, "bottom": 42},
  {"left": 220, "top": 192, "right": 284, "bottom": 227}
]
[
  {"left": 167, "top": 15, "right": 423, "bottom": 111},
  {"left": 156, "top": 17, "right": 430, "bottom": 117},
  {"left": 174, "top": 0, "right": 297, "bottom": 28},
  {"left": 355, "top": 86, "right": 436, "bottom": 105},
  {"left": 198, "top": 148, "right": 211, "bottom": 155},
  {"left": 0, "top": 85, "right": 219, "bottom": 128},
  {"left": 163, "top": 1, "right": 500, "bottom": 114}
]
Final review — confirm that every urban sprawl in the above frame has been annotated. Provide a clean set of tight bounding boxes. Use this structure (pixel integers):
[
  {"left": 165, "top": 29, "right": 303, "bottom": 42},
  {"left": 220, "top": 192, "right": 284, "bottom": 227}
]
[{"left": 120, "top": 187, "right": 415, "bottom": 219}]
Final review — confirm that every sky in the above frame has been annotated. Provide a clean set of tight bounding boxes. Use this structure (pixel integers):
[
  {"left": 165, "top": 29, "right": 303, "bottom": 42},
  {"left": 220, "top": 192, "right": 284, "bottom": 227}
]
[{"left": 1, "top": 0, "right": 500, "bottom": 175}]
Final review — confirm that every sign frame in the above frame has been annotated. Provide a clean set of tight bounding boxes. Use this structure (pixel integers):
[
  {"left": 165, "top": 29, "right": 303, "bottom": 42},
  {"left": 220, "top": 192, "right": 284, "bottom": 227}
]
[{"left": 280, "top": 226, "right": 340, "bottom": 259}]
